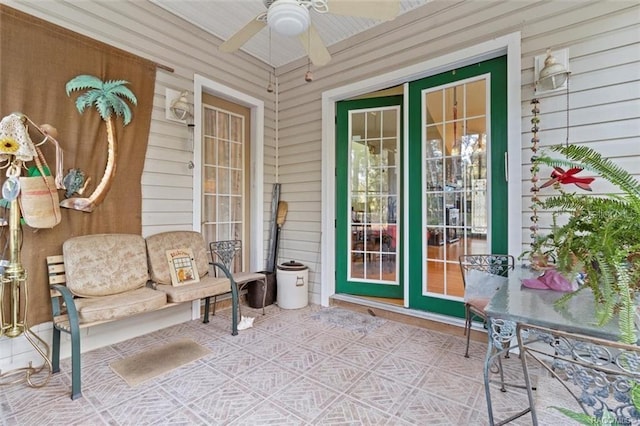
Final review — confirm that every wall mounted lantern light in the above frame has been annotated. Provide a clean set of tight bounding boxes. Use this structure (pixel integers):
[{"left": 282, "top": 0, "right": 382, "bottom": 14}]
[
  {"left": 534, "top": 48, "right": 570, "bottom": 94},
  {"left": 165, "top": 88, "right": 192, "bottom": 123}
]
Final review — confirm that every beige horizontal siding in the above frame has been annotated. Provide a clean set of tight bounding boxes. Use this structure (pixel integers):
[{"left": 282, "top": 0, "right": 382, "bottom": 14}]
[
  {"left": 1, "top": 0, "right": 637, "bottom": 350},
  {"left": 275, "top": 1, "right": 640, "bottom": 302},
  {"left": 0, "top": 0, "right": 278, "bottom": 367},
  {"left": 6, "top": 0, "right": 278, "bottom": 258}
]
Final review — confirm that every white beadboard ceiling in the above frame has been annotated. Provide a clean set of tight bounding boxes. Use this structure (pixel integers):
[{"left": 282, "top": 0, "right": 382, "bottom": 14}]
[{"left": 151, "top": 0, "right": 430, "bottom": 68}]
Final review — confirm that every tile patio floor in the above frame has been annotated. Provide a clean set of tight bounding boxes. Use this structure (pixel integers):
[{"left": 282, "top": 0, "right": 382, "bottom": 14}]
[{"left": 0, "top": 304, "right": 573, "bottom": 425}]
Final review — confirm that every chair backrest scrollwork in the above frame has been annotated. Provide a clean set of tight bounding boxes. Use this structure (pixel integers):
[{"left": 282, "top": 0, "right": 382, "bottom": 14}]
[
  {"left": 458, "top": 254, "right": 515, "bottom": 288},
  {"left": 209, "top": 240, "right": 242, "bottom": 274},
  {"left": 519, "top": 323, "right": 640, "bottom": 424}
]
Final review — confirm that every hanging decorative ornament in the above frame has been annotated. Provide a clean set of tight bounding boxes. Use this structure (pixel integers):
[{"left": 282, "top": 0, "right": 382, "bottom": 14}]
[
  {"left": 304, "top": 69, "right": 313, "bottom": 82},
  {"left": 266, "top": 28, "right": 274, "bottom": 93},
  {"left": 529, "top": 98, "right": 541, "bottom": 252},
  {"left": 267, "top": 69, "right": 274, "bottom": 93},
  {"left": 304, "top": 31, "right": 313, "bottom": 82}
]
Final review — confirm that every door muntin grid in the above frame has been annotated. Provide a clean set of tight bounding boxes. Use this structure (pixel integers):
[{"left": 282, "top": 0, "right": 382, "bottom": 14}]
[
  {"left": 348, "top": 106, "right": 400, "bottom": 285},
  {"left": 202, "top": 105, "right": 245, "bottom": 266},
  {"left": 422, "top": 76, "right": 490, "bottom": 299}
]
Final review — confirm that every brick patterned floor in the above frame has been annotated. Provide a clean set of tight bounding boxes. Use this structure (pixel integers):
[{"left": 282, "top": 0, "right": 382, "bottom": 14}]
[{"left": 0, "top": 304, "right": 569, "bottom": 425}]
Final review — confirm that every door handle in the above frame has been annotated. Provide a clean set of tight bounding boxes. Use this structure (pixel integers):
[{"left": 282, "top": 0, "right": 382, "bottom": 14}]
[{"left": 504, "top": 152, "right": 509, "bottom": 182}]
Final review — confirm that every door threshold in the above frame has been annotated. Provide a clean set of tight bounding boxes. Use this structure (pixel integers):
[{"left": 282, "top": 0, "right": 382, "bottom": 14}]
[
  {"left": 330, "top": 293, "right": 486, "bottom": 342},
  {"left": 357, "top": 295, "right": 404, "bottom": 306}
]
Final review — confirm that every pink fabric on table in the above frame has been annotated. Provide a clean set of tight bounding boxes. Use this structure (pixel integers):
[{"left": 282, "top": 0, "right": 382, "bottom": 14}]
[{"left": 522, "top": 269, "right": 578, "bottom": 292}]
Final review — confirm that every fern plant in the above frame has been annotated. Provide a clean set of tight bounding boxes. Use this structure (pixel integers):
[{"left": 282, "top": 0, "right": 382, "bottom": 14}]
[
  {"left": 550, "top": 381, "right": 640, "bottom": 425},
  {"left": 530, "top": 144, "right": 640, "bottom": 344}
]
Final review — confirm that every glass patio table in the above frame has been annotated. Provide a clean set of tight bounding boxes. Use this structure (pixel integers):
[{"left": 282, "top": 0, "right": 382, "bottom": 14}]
[{"left": 479, "top": 264, "right": 621, "bottom": 425}]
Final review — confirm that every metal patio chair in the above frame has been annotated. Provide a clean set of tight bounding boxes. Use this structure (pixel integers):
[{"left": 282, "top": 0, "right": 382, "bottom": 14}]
[
  {"left": 458, "top": 254, "right": 515, "bottom": 358},
  {"left": 209, "top": 240, "right": 267, "bottom": 316}
]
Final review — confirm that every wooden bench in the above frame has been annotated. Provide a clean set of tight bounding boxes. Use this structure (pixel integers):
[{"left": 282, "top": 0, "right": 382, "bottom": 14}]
[{"left": 48, "top": 231, "right": 239, "bottom": 400}]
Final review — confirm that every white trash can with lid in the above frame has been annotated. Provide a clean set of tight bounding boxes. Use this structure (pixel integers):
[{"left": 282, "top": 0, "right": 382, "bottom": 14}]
[{"left": 276, "top": 260, "right": 308, "bottom": 309}]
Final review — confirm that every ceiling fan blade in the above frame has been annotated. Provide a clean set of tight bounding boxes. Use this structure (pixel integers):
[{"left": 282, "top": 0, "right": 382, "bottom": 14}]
[
  {"left": 299, "top": 25, "right": 331, "bottom": 66},
  {"left": 219, "top": 15, "right": 267, "bottom": 53},
  {"left": 327, "top": 0, "right": 400, "bottom": 21}
]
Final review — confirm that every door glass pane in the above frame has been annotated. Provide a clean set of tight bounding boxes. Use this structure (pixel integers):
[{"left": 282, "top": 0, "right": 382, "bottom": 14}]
[
  {"left": 230, "top": 143, "right": 242, "bottom": 169},
  {"left": 230, "top": 116, "right": 242, "bottom": 140},
  {"left": 218, "top": 168, "right": 229, "bottom": 195},
  {"left": 204, "top": 109, "right": 216, "bottom": 134},
  {"left": 423, "top": 78, "right": 489, "bottom": 298},
  {"left": 202, "top": 107, "right": 244, "bottom": 245},
  {"left": 217, "top": 113, "right": 229, "bottom": 140},
  {"left": 204, "top": 136, "right": 216, "bottom": 164},
  {"left": 218, "top": 139, "right": 229, "bottom": 167},
  {"left": 219, "top": 195, "right": 230, "bottom": 223},
  {"left": 348, "top": 106, "right": 400, "bottom": 284},
  {"left": 466, "top": 80, "right": 486, "bottom": 117},
  {"left": 231, "top": 196, "right": 242, "bottom": 222}
]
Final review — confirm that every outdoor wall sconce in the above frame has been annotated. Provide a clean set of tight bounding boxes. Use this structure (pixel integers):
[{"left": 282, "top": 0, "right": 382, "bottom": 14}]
[
  {"left": 534, "top": 48, "right": 570, "bottom": 94},
  {"left": 165, "top": 88, "right": 192, "bottom": 123}
]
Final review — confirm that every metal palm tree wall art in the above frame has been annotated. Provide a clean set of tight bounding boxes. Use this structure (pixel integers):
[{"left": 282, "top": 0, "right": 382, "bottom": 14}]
[{"left": 62, "top": 75, "right": 137, "bottom": 212}]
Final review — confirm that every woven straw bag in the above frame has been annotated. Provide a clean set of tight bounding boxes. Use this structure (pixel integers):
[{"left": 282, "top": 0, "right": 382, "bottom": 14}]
[{"left": 18, "top": 146, "right": 61, "bottom": 228}]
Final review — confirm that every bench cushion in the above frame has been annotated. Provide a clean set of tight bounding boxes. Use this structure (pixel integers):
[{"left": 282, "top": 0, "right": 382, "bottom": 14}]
[
  {"left": 73, "top": 287, "right": 166, "bottom": 323},
  {"left": 146, "top": 231, "right": 210, "bottom": 285},
  {"left": 63, "top": 234, "right": 150, "bottom": 298},
  {"left": 156, "top": 276, "right": 231, "bottom": 303}
]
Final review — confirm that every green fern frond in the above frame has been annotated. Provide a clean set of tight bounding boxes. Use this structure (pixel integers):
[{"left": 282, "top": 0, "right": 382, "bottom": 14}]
[
  {"left": 615, "top": 263, "right": 636, "bottom": 344},
  {"left": 543, "top": 145, "right": 640, "bottom": 201},
  {"left": 554, "top": 286, "right": 588, "bottom": 309},
  {"left": 549, "top": 407, "right": 598, "bottom": 425},
  {"left": 543, "top": 194, "right": 628, "bottom": 213},
  {"left": 594, "top": 297, "right": 616, "bottom": 327},
  {"left": 632, "top": 384, "right": 640, "bottom": 412},
  {"left": 592, "top": 257, "right": 617, "bottom": 326}
]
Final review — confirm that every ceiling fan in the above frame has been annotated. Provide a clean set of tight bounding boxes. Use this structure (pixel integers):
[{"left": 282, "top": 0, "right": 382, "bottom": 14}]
[{"left": 219, "top": 0, "right": 401, "bottom": 66}]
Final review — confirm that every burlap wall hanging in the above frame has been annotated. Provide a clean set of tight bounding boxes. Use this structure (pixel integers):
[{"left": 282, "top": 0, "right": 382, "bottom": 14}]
[{"left": 0, "top": 4, "right": 156, "bottom": 325}]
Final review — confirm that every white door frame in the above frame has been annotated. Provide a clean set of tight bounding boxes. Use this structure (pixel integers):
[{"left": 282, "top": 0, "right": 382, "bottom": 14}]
[
  {"left": 321, "top": 32, "right": 522, "bottom": 307},
  {"left": 193, "top": 74, "right": 265, "bottom": 272}
]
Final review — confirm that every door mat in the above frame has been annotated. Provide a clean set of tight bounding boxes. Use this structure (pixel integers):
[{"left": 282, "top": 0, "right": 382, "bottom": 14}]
[
  {"left": 310, "top": 307, "right": 386, "bottom": 334},
  {"left": 109, "top": 338, "right": 210, "bottom": 387}
]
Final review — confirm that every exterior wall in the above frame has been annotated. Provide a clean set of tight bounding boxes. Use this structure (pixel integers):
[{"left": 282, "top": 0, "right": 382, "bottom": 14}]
[
  {"left": 275, "top": 1, "right": 640, "bottom": 304},
  {"left": 1, "top": 0, "right": 638, "bottom": 371},
  {"left": 0, "top": 0, "right": 275, "bottom": 371}
]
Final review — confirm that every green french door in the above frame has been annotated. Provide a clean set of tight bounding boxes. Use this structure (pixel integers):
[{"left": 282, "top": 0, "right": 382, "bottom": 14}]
[
  {"left": 336, "top": 96, "right": 403, "bottom": 298},
  {"left": 335, "top": 56, "right": 507, "bottom": 314},
  {"left": 407, "top": 56, "right": 508, "bottom": 316}
]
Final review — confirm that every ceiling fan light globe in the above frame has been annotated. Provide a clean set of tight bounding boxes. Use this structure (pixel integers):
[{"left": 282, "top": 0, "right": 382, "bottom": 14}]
[{"left": 268, "top": 0, "right": 310, "bottom": 37}]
